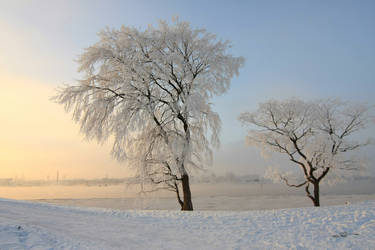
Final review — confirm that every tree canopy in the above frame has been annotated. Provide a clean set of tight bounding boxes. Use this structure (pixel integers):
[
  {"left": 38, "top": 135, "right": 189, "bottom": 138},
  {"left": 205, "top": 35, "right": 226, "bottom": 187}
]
[{"left": 54, "top": 20, "right": 244, "bottom": 210}]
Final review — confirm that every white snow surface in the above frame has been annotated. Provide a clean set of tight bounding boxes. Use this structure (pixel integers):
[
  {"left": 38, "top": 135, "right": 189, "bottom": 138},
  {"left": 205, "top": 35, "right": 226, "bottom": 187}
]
[{"left": 0, "top": 198, "right": 374, "bottom": 249}]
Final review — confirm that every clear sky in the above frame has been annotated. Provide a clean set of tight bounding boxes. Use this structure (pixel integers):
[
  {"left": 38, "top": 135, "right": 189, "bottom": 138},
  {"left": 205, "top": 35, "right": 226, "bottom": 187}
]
[{"left": 1, "top": 0, "right": 374, "bottom": 179}]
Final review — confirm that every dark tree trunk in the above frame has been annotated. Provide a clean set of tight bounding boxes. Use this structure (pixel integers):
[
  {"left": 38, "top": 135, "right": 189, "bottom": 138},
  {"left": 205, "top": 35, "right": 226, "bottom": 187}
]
[
  {"left": 313, "top": 182, "right": 320, "bottom": 207},
  {"left": 181, "top": 174, "right": 193, "bottom": 211},
  {"left": 305, "top": 181, "right": 320, "bottom": 207}
]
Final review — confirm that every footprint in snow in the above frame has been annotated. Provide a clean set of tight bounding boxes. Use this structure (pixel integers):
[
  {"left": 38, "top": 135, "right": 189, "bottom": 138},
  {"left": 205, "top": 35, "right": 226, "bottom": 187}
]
[{"left": 332, "top": 231, "right": 359, "bottom": 238}]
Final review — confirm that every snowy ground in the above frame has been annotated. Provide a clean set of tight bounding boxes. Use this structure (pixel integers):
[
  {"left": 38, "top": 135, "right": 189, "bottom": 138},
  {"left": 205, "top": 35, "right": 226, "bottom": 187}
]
[{"left": 0, "top": 198, "right": 374, "bottom": 249}]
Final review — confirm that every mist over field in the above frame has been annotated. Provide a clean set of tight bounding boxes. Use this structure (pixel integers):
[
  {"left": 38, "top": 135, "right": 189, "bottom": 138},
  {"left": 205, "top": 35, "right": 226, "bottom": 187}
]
[{"left": 0, "top": 174, "right": 373, "bottom": 211}]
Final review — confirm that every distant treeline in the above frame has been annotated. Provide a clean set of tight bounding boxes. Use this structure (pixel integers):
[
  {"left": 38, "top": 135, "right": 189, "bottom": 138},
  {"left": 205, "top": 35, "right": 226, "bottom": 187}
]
[
  {"left": 0, "top": 174, "right": 372, "bottom": 187},
  {"left": 0, "top": 173, "right": 263, "bottom": 187},
  {"left": 0, "top": 177, "right": 128, "bottom": 187}
]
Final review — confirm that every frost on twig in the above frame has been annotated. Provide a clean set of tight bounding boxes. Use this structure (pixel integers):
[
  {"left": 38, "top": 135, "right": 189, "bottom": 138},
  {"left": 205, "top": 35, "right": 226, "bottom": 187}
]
[
  {"left": 53, "top": 19, "right": 244, "bottom": 210},
  {"left": 240, "top": 98, "right": 373, "bottom": 206}
]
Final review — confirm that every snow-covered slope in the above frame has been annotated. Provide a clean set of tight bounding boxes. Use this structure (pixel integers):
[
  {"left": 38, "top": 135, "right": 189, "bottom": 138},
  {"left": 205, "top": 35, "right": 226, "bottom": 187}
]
[{"left": 0, "top": 198, "right": 374, "bottom": 249}]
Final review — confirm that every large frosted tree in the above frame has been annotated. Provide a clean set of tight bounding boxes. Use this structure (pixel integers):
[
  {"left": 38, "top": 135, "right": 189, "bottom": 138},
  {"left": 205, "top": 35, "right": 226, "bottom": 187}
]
[
  {"left": 54, "top": 20, "right": 244, "bottom": 210},
  {"left": 239, "top": 98, "right": 373, "bottom": 207}
]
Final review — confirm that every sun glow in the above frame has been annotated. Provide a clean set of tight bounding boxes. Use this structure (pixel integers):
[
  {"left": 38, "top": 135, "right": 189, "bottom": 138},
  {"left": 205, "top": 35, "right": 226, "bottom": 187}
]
[{"left": 0, "top": 72, "right": 132, "bottom": 180}]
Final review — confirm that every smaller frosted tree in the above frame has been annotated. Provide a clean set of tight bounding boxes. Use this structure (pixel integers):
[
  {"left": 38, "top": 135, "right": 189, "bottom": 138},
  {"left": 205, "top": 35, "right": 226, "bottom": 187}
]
[{"left": 239, "top": 98, "right": 373, "bottom": 207}]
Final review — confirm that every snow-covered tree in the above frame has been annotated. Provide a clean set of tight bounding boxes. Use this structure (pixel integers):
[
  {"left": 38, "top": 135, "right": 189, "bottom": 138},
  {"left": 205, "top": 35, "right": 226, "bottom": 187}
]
[
  {"left": 239, "top": 98, "right": 373, "bottom": 206},
  {"left": 53, "top": 20, "right": 244, "bottom": 210}
]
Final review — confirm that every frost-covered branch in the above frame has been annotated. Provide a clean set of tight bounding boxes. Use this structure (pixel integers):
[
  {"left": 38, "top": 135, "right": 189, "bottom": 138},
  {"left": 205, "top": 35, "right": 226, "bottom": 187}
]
[
  {"left": 239, "top": 98, "right": 373, "bottom": 207},
  {"left": 54, "top": 19, "right": 244, "bottom": 210}
]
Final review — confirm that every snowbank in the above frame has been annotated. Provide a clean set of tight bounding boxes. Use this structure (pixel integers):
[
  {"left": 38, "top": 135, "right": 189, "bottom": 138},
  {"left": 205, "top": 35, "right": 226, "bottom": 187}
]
[{"left": 0, "top": 198, "right": 374, "bottom": 249}]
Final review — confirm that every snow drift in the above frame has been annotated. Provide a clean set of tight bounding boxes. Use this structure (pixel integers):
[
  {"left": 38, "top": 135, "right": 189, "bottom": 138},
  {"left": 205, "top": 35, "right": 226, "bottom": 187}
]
[{"left": 0, "top": 198, "right": 374, "bottom": 249}]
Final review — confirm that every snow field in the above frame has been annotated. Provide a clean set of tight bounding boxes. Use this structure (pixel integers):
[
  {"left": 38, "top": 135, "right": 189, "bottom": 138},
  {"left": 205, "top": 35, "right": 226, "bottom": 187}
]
[{"left": 0, "top": 198, "right": 374, "bottom": 249}]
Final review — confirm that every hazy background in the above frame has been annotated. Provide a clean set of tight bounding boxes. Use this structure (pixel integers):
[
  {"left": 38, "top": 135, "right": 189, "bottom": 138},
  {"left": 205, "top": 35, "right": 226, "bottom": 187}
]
[{"left": 1, "top": 0, "right": 374, "bottom": 182}]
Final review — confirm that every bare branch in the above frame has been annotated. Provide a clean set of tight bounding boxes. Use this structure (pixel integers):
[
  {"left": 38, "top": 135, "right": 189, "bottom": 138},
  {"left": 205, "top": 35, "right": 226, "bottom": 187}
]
[{"left": 280, "top": 176, "right": 307, "bottom": 188}]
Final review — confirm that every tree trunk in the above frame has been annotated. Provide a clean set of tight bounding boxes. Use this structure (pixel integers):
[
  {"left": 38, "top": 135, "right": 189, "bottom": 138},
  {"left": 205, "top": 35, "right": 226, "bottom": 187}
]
[
  {"left": 305, "top": 181, "right": 320, "bottom": 207},
  {"left": 313, "top": 182, "right": 320, "bottom": 207},
  {"left": 181, "top": 174, "right": 193, "bottom": 211}
]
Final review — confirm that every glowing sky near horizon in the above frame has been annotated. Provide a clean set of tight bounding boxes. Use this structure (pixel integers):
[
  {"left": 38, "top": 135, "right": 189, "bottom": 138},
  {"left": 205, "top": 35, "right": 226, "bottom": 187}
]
[
  {"left": 0, "top": 72, "right": 130, "bottom": 179},
  {"left": 0, "top": 0, "right": 374, "bottom": 179}
]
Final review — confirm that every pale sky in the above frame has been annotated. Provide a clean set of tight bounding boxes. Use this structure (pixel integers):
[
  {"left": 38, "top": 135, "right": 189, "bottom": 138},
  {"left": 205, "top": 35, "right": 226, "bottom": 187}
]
[{"left": 0, "top": 0, "right": 374, "bottom": 179}]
